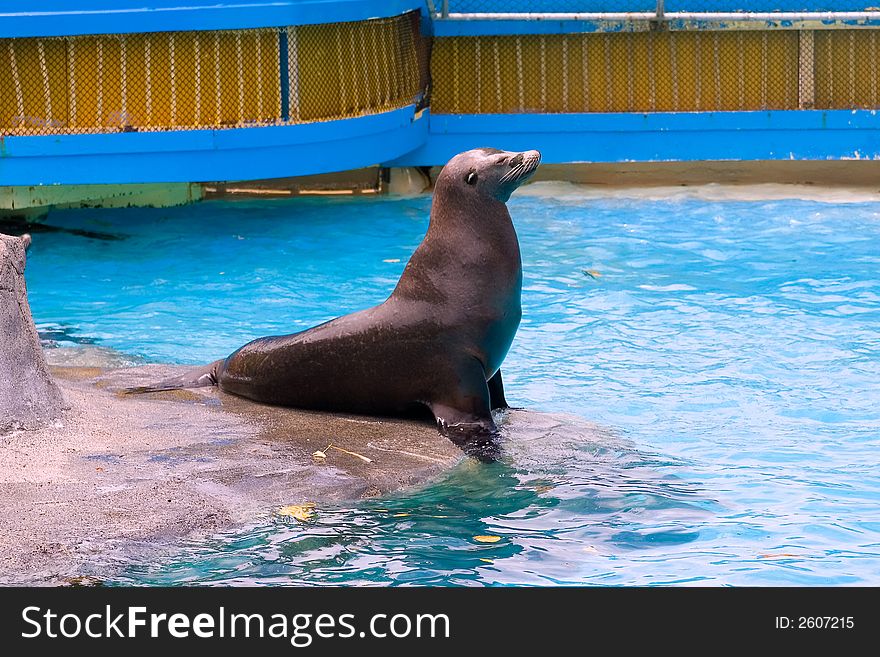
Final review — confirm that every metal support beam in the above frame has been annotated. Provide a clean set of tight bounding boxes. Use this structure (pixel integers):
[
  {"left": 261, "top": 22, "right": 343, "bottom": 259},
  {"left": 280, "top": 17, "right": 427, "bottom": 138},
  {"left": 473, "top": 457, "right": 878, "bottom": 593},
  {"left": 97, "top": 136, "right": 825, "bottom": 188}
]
[{"left": 798, "top": 30, "right": 816, "bottom": 109}]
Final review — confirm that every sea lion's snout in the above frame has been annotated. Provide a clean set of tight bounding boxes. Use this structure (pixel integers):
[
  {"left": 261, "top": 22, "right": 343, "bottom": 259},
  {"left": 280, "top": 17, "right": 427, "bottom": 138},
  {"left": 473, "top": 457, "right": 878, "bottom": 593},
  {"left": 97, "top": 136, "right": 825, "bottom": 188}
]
[
  {"left": 518, "top": 149, "right": 542, "bottom": 179},
  {"left": 499, "top": 149, "right": 542, "bottom": 187},
  {"left": 507, "top": 150, "right": 540, "bottom": 170}
]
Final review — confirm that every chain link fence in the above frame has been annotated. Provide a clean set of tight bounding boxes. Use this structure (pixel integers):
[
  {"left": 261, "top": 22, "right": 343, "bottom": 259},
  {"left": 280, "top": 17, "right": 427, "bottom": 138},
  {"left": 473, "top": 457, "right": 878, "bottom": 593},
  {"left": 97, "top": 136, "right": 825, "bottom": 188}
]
[{"left": 0, "top": 11, "right": 428, "bottom": 137}]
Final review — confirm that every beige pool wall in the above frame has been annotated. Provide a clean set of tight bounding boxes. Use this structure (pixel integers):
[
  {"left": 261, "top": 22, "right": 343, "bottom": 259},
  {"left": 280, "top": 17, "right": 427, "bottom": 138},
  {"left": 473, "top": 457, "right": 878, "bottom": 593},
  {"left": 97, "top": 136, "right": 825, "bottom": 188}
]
[
  {"left": 208, "top": 160, "right": 880, "bottom": 199},
  {"left": 3, "top": 160, "right": 880, "bottom": 219}
]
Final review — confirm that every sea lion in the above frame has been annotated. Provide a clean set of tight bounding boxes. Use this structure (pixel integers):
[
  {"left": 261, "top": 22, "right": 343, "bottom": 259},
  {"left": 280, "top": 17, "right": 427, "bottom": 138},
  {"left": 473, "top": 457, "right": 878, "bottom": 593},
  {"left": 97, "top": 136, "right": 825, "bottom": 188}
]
[{"left": 129, "top": 148, "right": 541, "bottom": 458}]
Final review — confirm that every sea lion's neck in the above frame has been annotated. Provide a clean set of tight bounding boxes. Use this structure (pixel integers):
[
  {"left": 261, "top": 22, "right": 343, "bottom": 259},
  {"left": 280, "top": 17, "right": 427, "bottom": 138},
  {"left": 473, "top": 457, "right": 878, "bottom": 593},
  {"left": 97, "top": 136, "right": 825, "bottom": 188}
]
[
  {"left": 426, "top": 186, "right": 514, "bottom": 241},
  {"left": 390, "top": 188, "right": 521, "bottom": 308}
]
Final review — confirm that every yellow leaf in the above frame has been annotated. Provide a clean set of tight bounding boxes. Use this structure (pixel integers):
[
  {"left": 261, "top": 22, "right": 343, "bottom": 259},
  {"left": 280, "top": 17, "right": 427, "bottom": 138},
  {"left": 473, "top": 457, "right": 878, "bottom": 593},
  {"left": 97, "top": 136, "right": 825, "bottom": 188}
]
[
  {"left": 312, "top": 450, "right": 327, "bottom": 459},
  {"left": 277, "top": 503, "right": 316, "bottom": 522},
  {"left": 328, "top": 445, "right": 373, "bottom": 463},
  {"left": 583, "top": 269, "right": 602, "bottom": 279},
  {"left": 393, "top": 513, "right": 410, "bottom": 518},
  {"left": 474, "top": 535, "right": 502, "bottom": 543},
  {"left": 479, "top": 558, "right": 493, "bottom": 564}
]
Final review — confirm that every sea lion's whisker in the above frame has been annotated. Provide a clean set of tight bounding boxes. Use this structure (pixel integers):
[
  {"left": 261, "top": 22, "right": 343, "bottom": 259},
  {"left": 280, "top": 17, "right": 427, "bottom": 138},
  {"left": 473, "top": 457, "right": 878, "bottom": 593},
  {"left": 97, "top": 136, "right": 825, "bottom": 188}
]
[{"left": 500, "top": 163, "right": 525, "bottom": 183}]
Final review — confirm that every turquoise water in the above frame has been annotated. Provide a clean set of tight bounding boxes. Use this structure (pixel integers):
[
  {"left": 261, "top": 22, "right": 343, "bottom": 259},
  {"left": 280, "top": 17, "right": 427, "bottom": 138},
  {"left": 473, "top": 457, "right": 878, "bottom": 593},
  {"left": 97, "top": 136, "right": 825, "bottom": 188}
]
[{"left": 26, "top": 187, "right": 880, "bottom": 585}]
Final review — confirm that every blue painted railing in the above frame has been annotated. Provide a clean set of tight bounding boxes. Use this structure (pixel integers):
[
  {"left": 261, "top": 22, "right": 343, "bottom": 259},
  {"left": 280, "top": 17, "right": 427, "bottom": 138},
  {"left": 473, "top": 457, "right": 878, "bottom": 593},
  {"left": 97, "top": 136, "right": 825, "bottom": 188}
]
[
  {"left": 1, "top": 107, "right": 430, "bottom": 186},
  {"left": 0, "top": 0, "right": 427, "bottom": 37}
]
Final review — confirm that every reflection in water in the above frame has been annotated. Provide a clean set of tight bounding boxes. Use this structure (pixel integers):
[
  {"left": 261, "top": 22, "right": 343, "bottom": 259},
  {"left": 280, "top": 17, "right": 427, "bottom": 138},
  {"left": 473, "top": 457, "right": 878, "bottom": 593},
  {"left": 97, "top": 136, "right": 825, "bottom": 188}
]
[
  {"left": 39, "top": 323, "right": 145, "bottom": 368},
  {"left": 117, "top": 411, "right": 712, "bottom": 586},
  {"left": 38, "top": 322, "right": 101, "bottom": 348},
  {"left": 0, "top": 217, "right": 126, "bottom": 242}
]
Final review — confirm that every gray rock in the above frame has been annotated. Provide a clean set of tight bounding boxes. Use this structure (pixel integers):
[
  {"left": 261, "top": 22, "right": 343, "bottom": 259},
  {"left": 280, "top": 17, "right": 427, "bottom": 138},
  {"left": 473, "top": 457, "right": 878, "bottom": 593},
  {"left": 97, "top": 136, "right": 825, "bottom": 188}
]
[{"left": 0, "top": 233, "right": 64, "bottom": 433}]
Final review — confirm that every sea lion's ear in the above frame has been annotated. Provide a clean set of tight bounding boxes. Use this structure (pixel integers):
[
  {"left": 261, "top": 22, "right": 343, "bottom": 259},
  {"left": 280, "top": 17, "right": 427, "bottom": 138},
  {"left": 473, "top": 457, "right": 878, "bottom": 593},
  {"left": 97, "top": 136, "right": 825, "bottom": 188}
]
[{"left": 21, "top": 234, "right": 32, "bottom": 251}]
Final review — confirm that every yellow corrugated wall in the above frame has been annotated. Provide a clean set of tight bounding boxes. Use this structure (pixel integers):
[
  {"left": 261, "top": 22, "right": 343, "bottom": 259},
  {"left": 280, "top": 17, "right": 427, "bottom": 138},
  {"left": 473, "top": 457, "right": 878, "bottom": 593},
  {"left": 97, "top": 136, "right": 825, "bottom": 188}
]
[
  {"left": 814, "top": 30, "right": 880, "bottom": 109},
  {"left": 0, "top": 29, "right": 282, "bottom": 134},
  {"left": 430, "top": 30, "right": 880, "bottom": 114},
  {"left": 296, "top": 16, "right": 421, "bottom": 122}
]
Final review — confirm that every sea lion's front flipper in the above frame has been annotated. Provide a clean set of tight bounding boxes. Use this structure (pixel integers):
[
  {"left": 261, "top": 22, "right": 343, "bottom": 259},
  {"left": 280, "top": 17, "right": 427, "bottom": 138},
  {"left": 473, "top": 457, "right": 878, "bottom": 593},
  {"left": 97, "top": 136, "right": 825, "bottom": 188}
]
[
  {"left": 430, "top": 362, "right": 501, "bottom": 461},
  {"left": 487, "top": 369, "right": 509, "bottom": 410},
  {"left": 438, "top": 421, "right": 500, "bottom": 462}
]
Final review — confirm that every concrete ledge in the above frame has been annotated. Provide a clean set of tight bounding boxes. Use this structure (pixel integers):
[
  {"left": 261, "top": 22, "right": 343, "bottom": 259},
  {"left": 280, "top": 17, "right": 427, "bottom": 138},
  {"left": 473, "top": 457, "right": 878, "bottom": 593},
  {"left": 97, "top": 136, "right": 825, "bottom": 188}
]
[
  {"left": 528, "top": 160, "right": 880, "bottom": 188},
  {"left": 0, "top": 183, "right": 203, "bottom": 219},
  {"left": 416, "top": 159, "right": 880, "bottom": 190},
  {"left": 204, "top": 168, "right": 383, "bottom": 198},
  {"left": 0, "top": 365, "right": 462, "bottom": 584}
]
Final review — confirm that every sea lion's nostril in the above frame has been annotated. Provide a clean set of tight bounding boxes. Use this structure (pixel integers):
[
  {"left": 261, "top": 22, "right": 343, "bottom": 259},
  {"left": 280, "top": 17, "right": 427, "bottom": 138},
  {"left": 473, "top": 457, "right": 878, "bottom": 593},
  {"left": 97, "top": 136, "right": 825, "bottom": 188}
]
[{"left": 509, "top": 153, "right": 523, "bottom": 168}]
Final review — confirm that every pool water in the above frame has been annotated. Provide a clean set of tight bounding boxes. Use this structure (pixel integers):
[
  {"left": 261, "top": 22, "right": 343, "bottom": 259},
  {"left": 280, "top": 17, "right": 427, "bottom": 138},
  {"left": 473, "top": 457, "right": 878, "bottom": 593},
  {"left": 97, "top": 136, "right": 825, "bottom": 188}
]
[{"left": 26, "top": 186, "right": 880, "bottom": 585}]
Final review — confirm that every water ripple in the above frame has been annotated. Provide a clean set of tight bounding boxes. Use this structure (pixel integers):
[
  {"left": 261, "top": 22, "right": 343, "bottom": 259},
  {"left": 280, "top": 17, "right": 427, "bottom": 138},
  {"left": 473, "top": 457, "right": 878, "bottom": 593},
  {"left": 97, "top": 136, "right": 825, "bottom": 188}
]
[{"left": 25, "top": 191, "right": 880, "bottom": 585}]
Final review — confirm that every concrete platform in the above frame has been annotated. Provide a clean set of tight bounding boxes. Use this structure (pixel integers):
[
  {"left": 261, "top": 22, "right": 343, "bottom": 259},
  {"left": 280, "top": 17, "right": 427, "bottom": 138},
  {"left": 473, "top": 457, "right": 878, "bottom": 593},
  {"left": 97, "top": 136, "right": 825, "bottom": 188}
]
[{"left": 0, "top": 365, "right": 463, "bottom": 585}]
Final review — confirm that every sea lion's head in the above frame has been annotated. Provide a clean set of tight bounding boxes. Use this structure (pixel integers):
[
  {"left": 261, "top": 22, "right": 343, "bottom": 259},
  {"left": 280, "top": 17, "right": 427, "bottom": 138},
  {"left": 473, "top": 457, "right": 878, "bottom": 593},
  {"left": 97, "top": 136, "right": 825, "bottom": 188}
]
[{"left": 438, "top": 148, "right": 542, "bottom": 203}]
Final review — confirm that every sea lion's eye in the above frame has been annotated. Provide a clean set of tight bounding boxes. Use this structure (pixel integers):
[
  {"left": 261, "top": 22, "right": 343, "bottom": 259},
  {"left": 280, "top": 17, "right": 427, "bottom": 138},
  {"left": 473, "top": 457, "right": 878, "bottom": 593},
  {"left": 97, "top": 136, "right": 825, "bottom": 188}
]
[{"left": 466, "top": 171, "right": 478, "bottom": 185}]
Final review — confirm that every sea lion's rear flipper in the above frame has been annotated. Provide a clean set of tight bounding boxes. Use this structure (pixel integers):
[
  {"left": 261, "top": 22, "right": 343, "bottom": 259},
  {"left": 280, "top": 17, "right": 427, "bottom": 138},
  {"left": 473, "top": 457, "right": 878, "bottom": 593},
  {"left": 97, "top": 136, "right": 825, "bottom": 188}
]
[
  {"left": 123, "top": 360, "right": 223, "bottom": 395},
  {"left": 431, "top": 361, "right": 501, "bottom": 461}
]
